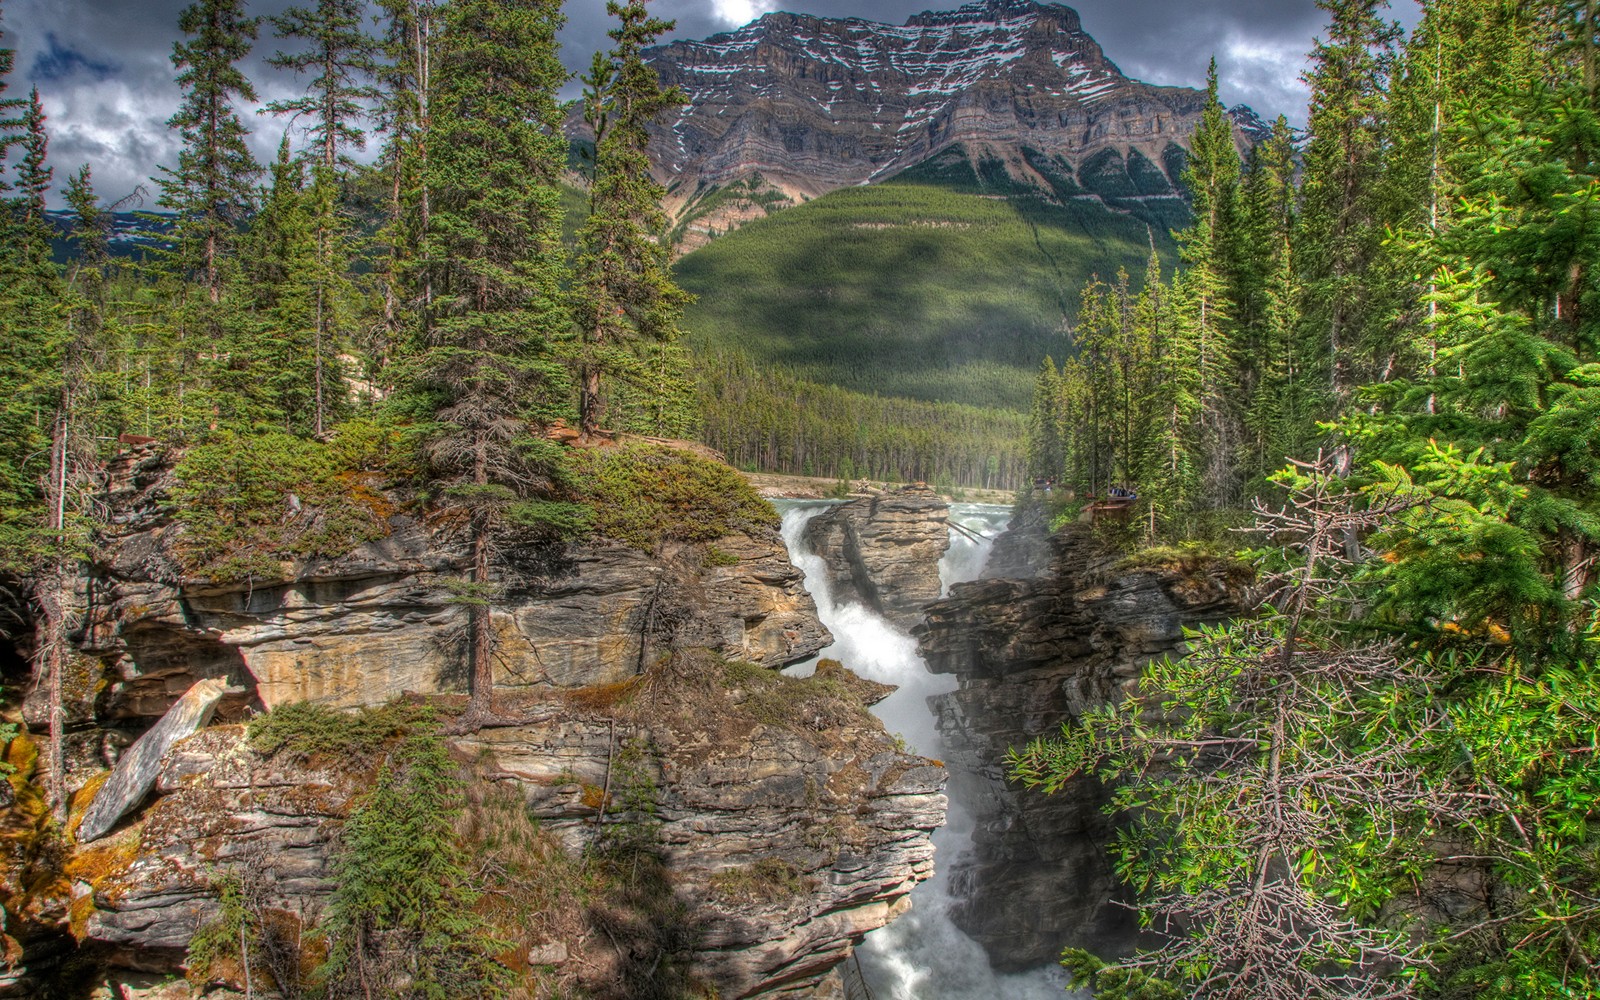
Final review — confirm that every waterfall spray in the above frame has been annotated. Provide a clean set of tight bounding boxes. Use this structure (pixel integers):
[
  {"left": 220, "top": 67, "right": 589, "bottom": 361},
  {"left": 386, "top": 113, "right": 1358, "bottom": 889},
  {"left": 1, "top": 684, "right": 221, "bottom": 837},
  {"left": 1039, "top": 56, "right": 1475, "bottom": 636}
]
[{"left": 775, "top": 501, "right": 1079, "bottom": 999}]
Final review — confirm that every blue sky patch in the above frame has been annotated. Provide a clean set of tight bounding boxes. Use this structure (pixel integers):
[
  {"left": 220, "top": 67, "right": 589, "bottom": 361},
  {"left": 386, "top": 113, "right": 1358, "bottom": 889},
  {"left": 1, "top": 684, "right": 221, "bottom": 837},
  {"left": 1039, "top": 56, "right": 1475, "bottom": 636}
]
[{"left": 31, "top": 34, "right": 120, "bottom": 83}]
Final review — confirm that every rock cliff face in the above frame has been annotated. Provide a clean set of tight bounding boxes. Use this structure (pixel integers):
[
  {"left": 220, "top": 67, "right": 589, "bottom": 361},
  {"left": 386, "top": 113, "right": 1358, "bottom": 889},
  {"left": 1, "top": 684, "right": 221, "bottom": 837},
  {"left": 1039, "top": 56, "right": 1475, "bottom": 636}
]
[
  {"left": 916, "top": 510, "right": 1252, "bottom": 970},
  {"left": 57, "top": 660, "right": 943, "bottom": 999},
  {"left": 60, "top": 446, "right": 828, "bottom": 728},
  {"left": 0, "top": 447, "right": 944, "bottom": 998},
  {"left": 801, "top": 487, "right": 951, "bottom": 629},
  {"left": 627, "top": 0, "right": 1269, "bottom": 243}
]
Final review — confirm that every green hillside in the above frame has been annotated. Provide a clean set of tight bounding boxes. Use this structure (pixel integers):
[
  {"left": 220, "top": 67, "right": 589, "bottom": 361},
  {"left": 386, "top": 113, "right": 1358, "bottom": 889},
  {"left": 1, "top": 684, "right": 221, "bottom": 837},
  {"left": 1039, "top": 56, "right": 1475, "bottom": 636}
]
[{"left": 675, "top": 162, "right": 1182, "bottom": 413}]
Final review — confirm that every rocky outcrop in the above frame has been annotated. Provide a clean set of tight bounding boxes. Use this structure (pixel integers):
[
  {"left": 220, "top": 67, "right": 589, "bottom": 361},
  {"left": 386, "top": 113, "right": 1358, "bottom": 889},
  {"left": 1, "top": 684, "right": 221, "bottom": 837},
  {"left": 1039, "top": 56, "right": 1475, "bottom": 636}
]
[
  {"left": 917, "top": 517, "right": 1252, "bottom": 970},
  {"left": 0, "top": 446, "right": 945, "bottom": 998},
  {"left": 59, "top": 653, "right": 944, "bottom": 998},
  {"left": 802, "top": 487, "right": 951, "bottom": 629},
  {"left": 619, "top": 0, "right": 1271, "bottom": 242},
  {"left": 57, "top": 446, "right": 828, "bottom": 735}
]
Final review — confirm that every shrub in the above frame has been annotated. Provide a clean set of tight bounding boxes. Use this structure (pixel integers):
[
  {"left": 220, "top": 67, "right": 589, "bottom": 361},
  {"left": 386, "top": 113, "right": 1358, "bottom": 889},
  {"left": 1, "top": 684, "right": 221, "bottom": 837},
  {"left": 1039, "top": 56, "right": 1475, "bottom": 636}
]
[
  {"left": 568, "top": 443, "right": 778, "bottom": 551},
  {"left": 319, "top": 724, "right": 509, "bottom": 999},
  {"left": 246, "top": 700, "right": 432, "bottom": 764},
  {"left": 171, "top": 429, "right": 396, "bottom": 580}
]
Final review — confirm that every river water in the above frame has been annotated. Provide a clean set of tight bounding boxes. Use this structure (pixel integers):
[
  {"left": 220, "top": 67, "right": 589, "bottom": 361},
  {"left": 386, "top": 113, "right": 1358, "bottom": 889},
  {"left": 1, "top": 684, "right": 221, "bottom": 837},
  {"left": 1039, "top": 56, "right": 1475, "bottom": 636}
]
[{"left": 774, "top": 501, "right": 1076, "bottom": 1000}]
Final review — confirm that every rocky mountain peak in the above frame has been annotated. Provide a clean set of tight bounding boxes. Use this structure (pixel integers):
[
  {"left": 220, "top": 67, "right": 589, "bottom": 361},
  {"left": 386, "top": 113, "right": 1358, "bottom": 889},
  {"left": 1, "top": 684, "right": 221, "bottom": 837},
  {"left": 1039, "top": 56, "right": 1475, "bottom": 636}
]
[{"left": 629, "top": 3, "right": 1258, "bottom": 249}]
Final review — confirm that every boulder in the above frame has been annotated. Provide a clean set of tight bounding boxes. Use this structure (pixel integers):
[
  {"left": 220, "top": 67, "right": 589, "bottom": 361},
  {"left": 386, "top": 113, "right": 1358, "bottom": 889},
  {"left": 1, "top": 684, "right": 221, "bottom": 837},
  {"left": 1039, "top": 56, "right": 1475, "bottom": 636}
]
[{"left": 76, "top": 678, "right": 234, "bottom": 843}]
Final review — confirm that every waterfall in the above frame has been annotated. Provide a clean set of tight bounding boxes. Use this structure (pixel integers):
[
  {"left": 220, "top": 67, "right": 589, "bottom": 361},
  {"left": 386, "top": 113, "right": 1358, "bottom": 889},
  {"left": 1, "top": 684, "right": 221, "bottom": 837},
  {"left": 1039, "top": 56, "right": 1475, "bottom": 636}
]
[{"left": 775, "top": 501, "right": 1079, "bottom": 1000}]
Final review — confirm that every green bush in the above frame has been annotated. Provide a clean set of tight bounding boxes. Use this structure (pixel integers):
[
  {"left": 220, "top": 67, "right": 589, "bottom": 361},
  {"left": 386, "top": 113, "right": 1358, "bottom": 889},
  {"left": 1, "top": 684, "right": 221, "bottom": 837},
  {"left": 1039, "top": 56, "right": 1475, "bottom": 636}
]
[
  {"left": 171, "top": 429, "right": 395, "bottom": 580},
  {"left": 319, "top": 724, "right": 510, "bottom": 999},
  {"left": 247, "top": 700, "right": 432, "bottom": 763},
  {"left": 569, "top": 443, "right": 777, "bottom": 551}
]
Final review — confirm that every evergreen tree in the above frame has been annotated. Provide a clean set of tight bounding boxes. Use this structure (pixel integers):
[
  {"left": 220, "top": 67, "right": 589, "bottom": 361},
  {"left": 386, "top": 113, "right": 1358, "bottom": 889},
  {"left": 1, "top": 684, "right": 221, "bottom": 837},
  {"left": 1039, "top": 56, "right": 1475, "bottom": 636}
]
[
  {"left": 228, "top": 138, "right": 322, "bottom": 432},
  {"left": 409, "top": 0, "right": 575, "bottom": 723},
  {"left": 371, "top": 0, "right": 443, "bottom": 381},
  {"left": 266, "top": 0, "right": 379, "bottom": 434},
  {"left": 1297, "top": 0, "right": 1402, "bottom": 404},
  {"left": 157, "top": 0, "right": 262, "bottom": 305},
  {"left": 1175, "top": 60, "right": 1244, "bottom": 508},
  {"left": 573, "top": 0, "right": 691, "bottom": 439},
  {"left": 266, "top": 0, "right": 378, "bottom": 171},
  {"left": 1241, "top": 116, "right": 1315, "bottom": 482},
  {"left": 1025, "top": 356, "right": 1065, "bottom": 482}
]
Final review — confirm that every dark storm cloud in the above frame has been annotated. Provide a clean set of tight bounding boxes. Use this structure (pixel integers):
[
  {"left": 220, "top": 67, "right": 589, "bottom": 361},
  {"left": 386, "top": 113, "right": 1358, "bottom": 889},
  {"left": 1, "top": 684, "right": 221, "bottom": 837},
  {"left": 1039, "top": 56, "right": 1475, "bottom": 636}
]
[{"left": 8, "top": 0, "right": 1419, "bottom": 207}]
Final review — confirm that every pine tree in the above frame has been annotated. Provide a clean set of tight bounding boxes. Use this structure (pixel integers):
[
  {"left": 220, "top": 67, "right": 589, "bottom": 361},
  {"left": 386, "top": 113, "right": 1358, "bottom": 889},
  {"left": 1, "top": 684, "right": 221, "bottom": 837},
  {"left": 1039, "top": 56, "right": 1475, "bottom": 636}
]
[
  {"left": 1176, "top": 60, "right": 1244, "bottom": 508},
  {"left": 1297, "top": 0, "right": 1402, "bottom": 403},
  {"left": 228, "top": 138, "right": 322, "bottom": 432},
  {"left": 266, "top": 0, "right": 378, "bottom": 171},
  {"left": 1025, "top": 356, "right": 1065, "bottom": 482},
  {"left": 409, "top": 0, "right": 575, "bottom": 724},
  {"left": 157, "top": 0, "right": 262, "bottom": 305},
  {"left": 1241, "top": 116, "right": 1316, "bottom": 482},
  {"left": 372, "top": 0, "right": 443, "bottom": 377},
  {"left": 266, "top": 0, "right": 379, "bottom": 434},
  {"left": 573, "top": 0, "right": 691, "bottom": 439}
]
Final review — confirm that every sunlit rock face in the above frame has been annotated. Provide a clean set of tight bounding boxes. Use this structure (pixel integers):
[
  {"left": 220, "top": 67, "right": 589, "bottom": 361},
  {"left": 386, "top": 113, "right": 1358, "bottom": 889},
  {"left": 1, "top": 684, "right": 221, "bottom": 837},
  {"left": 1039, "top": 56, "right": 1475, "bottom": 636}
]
[
  {"left": 621, "top": 0, "right": 1269, "bottom": 242},
  {"left": 67, "top": 447, "right": 830, "bottom": 733},
  {"left": 801, "top": 487, "right": 951, "bottom": 631}
]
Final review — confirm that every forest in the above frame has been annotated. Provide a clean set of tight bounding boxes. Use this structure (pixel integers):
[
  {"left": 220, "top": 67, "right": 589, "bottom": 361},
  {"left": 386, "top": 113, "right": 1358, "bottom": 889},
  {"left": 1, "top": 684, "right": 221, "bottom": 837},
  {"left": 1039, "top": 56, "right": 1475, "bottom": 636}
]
[{"left": 1014, "top": 1, "right": 1600, "bottom": 997}]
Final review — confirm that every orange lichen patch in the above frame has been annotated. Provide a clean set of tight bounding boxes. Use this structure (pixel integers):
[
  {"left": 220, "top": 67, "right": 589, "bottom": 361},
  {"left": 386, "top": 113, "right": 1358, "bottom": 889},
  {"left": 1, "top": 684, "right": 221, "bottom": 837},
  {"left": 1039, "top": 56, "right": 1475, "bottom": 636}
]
[
  {"left": 65, "top": 770, "right": 111, "bottom": 840},
  {"left": 337, "top": 471, "right": 400, "bottom": 524},
  {"left": 63, "top": 829, "right": 142, "bottom": 939},
  {"left": 580, "top": 784, "right": 608, "bottom": 811},
  {"left": 564, "top": 676, "right": 643, "bottom": 715}
]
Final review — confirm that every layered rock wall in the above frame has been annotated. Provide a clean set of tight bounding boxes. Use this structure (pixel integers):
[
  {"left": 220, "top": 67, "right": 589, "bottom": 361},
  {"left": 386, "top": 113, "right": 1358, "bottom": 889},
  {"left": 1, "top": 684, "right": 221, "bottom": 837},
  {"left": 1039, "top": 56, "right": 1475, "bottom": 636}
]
[
  {"left": 0, "top": 447, "right": 945, "bottom": 999},
  {"left": 801, "top": 487, "right": 951, "bottom": 629},
  {"left": 917, "top": 515, "right": 1251, "bottom": 969},
  {"left": 63, "top": 659, "right": 944, "bottom": 999}
]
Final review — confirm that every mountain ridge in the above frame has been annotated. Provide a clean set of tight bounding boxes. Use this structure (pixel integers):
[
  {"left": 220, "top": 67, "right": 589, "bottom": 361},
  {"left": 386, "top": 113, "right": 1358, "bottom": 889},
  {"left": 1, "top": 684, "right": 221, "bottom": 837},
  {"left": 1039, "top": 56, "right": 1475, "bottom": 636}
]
[{"left": 621, "top": 0, "right": 1267, "bottom": 248}]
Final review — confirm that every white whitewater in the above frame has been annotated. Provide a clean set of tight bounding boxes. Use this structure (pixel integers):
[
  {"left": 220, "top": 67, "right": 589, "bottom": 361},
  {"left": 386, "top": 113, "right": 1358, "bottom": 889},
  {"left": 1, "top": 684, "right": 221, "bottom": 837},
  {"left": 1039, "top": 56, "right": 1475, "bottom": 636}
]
[{"left": 775, "top": 501, "right": 1076, "bottom": 999}]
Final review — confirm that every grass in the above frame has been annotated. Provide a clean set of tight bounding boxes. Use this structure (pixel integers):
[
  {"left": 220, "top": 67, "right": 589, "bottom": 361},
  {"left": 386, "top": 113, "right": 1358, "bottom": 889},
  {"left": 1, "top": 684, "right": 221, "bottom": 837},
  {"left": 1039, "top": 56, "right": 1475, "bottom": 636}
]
[
  {"left": 708, "top": 858, "right": 814, "bottom": 905},
  {"left": 676, "top": 151, "right": 1182, "bottom": 412}
]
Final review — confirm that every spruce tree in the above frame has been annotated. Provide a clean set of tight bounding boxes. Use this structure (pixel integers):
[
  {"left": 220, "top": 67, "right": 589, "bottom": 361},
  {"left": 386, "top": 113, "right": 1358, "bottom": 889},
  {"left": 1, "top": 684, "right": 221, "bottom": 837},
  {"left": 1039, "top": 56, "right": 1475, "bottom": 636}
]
[
  {"left": 267, "top": 0, "right": 379, "bottom": 433},
  {"left": 1175, "top": 60, "right": 1244, "bottom": 509},
  {"left": 229, "top": 138, "right": 322, "bottom": 432},
  {"left": 409, "top": 0, "right": 574, "bottom": 724},
  {"left": 157, "top": 0, "right": 261, "bottom": 305},
  {"left": 1297, "top": 0, "right": 1402, "bottom": 403},
  {"left": 1241, "top": 116, "right": 1315, "bottom": 482},
  {"left": 372, "top": 0, "right": 443, "bottom": 378},
  {"left": 573, "top": 0, "right": 691, "bottom": 439}
]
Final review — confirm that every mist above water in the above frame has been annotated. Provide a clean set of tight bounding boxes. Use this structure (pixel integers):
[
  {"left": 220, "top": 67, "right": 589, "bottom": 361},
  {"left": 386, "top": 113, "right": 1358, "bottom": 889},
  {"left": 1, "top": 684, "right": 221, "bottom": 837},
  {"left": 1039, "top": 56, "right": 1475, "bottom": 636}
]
[{"left": 774, "top": 500, "right": 1078, "bottom": 1000}]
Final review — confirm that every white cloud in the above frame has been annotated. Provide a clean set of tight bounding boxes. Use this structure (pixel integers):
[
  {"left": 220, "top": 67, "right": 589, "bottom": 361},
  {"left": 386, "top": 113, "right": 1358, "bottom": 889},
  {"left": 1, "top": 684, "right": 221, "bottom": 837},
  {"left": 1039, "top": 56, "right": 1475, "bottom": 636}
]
[{"left": 710, "top": 0, "right": 778, "bottom": 28}]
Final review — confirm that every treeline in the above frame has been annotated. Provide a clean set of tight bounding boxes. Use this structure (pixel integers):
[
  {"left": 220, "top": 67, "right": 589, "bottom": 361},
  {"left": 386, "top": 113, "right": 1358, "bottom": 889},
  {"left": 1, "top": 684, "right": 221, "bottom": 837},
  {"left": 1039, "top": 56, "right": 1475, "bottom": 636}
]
[
  {"left": 698, "top": 352, "right": 1028, "bottom": 489},
  {"left": 1018, "top": 2, "right": 1600, "bottom": 997}
]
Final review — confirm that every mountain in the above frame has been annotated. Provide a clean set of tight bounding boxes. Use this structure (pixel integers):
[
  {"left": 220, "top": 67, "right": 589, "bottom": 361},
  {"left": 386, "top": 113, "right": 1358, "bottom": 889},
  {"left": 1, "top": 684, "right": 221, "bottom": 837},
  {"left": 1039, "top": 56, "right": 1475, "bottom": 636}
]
[{"left": 636, "top": 0, "right": 1268, "bottom": 248}]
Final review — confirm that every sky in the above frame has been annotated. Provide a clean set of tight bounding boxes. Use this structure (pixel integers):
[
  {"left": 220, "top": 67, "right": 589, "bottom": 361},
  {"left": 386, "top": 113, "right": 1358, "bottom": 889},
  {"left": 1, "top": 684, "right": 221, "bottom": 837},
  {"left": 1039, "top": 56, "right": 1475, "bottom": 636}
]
[{"left": 2, "top": 0, "right": 1422, "bottom": 208}]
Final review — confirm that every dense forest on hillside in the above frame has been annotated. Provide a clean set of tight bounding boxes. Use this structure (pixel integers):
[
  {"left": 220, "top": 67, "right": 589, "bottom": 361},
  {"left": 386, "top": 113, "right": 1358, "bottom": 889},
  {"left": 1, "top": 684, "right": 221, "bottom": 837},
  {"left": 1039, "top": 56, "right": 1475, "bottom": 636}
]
[{"left": 1013, "top": 2, "right": 1600, "bottom": 997}]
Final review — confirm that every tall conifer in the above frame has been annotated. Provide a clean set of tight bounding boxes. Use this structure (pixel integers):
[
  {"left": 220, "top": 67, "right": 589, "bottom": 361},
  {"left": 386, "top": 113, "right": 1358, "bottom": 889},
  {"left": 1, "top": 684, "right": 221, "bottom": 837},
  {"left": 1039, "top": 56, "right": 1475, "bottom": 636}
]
[
  {"left": 1176, "top": 60, "right": 1244, "bottom": 507},
  {"left": 267, "top": 0, "right": 380, "bottom": 433},
  {"left": 157, "top": 0, "right": 261, "bottom": 304},
  {"left": 1297, "top": 0, "right": 1401, "bottom": 402},
  {"left": 574, "top": 0, "right": 691, "bottom": 439},
  {"left": 410, "top": 0, "right": 573, "bottom": 723}
]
